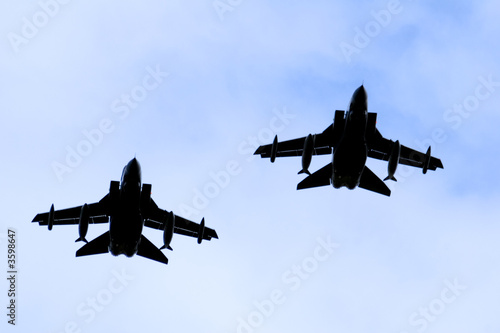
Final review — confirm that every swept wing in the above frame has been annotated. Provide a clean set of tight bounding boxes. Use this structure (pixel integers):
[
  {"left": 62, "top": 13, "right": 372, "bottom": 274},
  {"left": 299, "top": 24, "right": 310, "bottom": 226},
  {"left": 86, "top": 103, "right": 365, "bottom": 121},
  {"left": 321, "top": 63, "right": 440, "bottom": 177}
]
[
  {"left": 32, "top": 194, "right": 110, "bottom": 226},
  {"left": 367, "top": 129, "right": 444, "bottom": 171},
  {"left": 143, "top": 199, "right": 218, "bottom": 242}
]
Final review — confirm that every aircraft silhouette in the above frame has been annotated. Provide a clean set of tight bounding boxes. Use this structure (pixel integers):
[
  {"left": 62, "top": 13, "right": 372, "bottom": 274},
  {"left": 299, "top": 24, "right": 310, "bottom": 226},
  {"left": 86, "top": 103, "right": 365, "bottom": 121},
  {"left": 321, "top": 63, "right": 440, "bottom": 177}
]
[
  {"left": 32, "top": 158, "right": 218, "bottom": 265},
  {"left": 254, "top": 85, "right": 443, "bottom": 196}
]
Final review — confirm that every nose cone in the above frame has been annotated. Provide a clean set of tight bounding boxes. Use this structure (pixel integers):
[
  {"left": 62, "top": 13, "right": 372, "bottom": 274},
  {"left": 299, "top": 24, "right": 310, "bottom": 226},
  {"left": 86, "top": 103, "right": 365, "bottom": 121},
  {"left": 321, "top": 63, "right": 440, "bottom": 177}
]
[
  {"left": 349, "top": 85, "right": 368, "bottom": 112},
  {"left": 122, "top": 158, "right": 142, "bottom": 182},
  {"left": 353, "top": 85, "right": 367, "bottom": 103},
  {"left": 128, "top": 158, "right": 141, "bottom": 173}
]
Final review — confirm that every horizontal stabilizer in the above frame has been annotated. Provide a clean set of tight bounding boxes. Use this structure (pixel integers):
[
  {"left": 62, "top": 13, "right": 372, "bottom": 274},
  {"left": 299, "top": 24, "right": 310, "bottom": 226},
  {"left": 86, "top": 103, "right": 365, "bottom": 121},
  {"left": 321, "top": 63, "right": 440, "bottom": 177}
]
[
  {"left": 137, "top": 235, "right": 169, "bottom": 265},
  {"left": 76, "top": 231, "right": 110, "bottom": 257},
  {"left": 297, "top": 163, "right": 332, "bottom": 190},
  {"left": 359, "top": 166, "right": 391, "bottom": 196}
]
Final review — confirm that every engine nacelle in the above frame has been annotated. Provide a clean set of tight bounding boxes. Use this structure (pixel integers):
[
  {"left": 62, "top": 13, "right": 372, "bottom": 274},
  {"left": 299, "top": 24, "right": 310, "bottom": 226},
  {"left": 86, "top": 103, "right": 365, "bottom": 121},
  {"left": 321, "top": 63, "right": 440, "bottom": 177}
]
[
  {"left": 270, "top": 135, "right": 278, "bottom": 163},
  {"left": 384, "top": 140, "right": 400, "bottom": 181},
  {"left": 160, "top": 211, "right": 175, "bottom": 251},
  {"left": 197, "top": 218, "right": 205, "bottom": 244},
  {"left": 298, "top": 134, "right": 315, "bottom": 175},
  {"left": 75, "top": 203, "right": 89, "bottom": 243},
  {"left": 423, "top": 146, "right": 431, "bottom": 174},
  {"left": 48, "top": 204, "right": 55, "bottom": 231}
]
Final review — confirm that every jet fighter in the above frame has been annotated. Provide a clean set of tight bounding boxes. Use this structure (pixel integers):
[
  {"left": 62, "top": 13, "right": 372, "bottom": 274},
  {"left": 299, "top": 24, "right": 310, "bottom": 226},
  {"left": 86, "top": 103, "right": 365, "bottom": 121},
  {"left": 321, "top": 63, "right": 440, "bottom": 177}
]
[
  {"left": 32, "top": 158, "right": 218, "bottom": 265},
  {"left": 254, "top": 85, "right": 443, "bottom": 196}
]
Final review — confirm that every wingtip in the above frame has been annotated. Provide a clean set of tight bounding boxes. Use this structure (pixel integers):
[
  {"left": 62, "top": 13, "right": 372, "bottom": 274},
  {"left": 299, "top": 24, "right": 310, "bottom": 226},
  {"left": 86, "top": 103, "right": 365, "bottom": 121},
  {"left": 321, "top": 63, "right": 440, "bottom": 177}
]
[{"left": 253, "top": 146, "right": 263, "bottom": 155}]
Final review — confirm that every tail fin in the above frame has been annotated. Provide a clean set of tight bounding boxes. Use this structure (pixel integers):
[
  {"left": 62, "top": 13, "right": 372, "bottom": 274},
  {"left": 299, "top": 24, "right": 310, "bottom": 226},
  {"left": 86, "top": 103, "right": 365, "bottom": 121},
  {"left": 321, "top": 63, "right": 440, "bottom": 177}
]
[
  {"left": 159, "top": 245, "right": 173, "bottom": 251},
  {"left": 76, "top": 231, "right": 110, "bottom": 257},
  {"left": 137, "top": 235, "right": 169, "bottom": 265},
  {"left": 298, "top": 169, "right": 311, "bottom": 176}
]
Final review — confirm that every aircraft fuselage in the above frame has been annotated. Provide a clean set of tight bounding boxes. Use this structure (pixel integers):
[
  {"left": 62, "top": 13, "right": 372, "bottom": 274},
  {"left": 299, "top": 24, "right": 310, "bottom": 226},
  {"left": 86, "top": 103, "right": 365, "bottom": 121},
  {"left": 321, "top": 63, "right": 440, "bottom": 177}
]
[
  {"left": 332, "top": 85, "right": 368, "bottom": 189},
  {"left": 109, "top": 158, "right": 144, "bottom": 257}
]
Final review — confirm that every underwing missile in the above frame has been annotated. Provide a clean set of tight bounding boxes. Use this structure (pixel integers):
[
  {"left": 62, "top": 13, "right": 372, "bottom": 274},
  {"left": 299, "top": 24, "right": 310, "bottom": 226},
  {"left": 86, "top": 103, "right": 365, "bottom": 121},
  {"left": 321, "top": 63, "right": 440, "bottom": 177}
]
[
  {"left": 384, "top": 140, "right": 400, "bottom": 181},
  {"left": 423, "top": 146, "right": 431, "bottom": 174},
  {"left": 48, "top": 204, "right": 54, "bottom": 231},
  {"left": 298, "top": 134, "right": 315, "bottom": 175},
  {"left": 197, "top": 218, "right": 205, "bottom": 244},
  {"left": 270, "top": 135, "right": 278, "bottom": 163},
  {"left": 75, "top": 203, "right": 89, "bottom": 243},
  {"left": 160, "top": 211, "right": 175, "bottom": 251}
]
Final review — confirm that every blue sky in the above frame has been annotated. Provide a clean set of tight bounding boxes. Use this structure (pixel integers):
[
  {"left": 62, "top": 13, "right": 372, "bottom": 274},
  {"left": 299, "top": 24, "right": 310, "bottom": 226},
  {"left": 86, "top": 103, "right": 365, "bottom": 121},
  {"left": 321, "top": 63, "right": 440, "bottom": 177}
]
[{"left": 1, "top": 1, "right": 500, "bottom": 332}]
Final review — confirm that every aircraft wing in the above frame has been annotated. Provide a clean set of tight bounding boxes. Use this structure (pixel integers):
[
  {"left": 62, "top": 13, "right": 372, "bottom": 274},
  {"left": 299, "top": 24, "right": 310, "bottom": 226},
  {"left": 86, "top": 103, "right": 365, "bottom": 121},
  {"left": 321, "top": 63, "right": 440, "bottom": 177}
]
[
  {"left": 254, "top": 111, "right": 348, "bottom": 160},
  {"left": 143, "top": 199, "right": 218, "bottom": 241},
  {"left": 367, "top": 129, "right": 444, "bottom": 171},
  {"left": 253, "top": 124, "right": 337, "bottom": 159},
  {"left": 32, "top": 194, "right": 110, "bottom": 226},
  {"left": 254, "top": 136, "right": 332, "bottom": 158}
]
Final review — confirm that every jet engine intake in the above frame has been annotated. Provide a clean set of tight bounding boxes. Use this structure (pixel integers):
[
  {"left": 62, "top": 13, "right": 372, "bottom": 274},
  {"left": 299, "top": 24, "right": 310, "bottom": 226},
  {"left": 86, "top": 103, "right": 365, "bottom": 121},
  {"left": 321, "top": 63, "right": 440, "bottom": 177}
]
[
  {"left": 140, "top": 184, "right": 152, "bottom": 216},
  {"left": 109, "top": 181, "right": 120, "bottom": 214}
]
